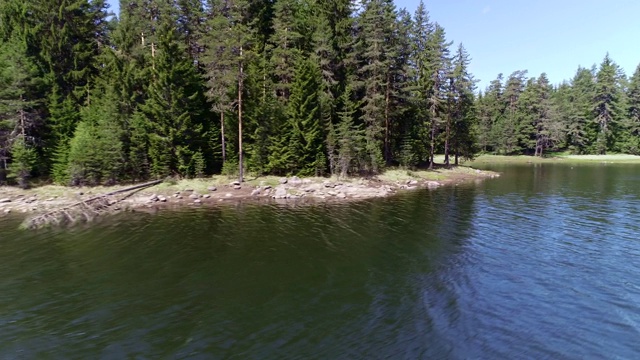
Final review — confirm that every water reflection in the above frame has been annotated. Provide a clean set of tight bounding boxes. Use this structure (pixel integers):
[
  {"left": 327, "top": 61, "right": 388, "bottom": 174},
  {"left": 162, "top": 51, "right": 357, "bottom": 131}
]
[{"left": 1, "top": 164, "right": 640, "bottom": 358}]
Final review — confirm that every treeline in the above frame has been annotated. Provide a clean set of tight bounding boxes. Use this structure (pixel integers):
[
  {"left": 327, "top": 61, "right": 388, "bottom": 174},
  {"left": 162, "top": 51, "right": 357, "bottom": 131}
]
[
  {"left": 3, "top": 1, "right": 639, "bottom": 189},
  {"left": 0, "top": 0, "right": 476, "bottom": 187},
  {"left": 477, "top": 55, "right": 640, "bottom": 156}
]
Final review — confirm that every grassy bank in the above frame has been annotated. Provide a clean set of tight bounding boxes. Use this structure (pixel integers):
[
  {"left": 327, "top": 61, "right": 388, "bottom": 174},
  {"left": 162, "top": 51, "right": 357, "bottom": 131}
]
[
  {"left": 461, "top": 154, "right": 640, "bottom": 165},
  {"left": 1, "top": 166, "right": 498, "bottom": 222}
]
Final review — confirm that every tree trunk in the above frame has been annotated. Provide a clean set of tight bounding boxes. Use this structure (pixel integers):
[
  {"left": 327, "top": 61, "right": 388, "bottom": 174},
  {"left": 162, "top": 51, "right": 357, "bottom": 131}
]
[
  {"left": 384, "top": 74, "right": 391, "bottom": 165},
  {"left": 429, "top": 122, "right": 435, "bottom": 169},
  {"left": 238, "top": 46, "right": 244, "bottom": 183},
  {"left": 220, "top": 112, "right": 226, "bottom": 164},
  {"left": 444, "top": 114, "right": 450, "bottom": 167}
]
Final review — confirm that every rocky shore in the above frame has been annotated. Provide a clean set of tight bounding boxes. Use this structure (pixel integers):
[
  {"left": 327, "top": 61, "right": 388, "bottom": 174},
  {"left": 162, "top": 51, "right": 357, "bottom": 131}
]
[{"left": 0, "top": 167, "right": 499, "bottom": 222}]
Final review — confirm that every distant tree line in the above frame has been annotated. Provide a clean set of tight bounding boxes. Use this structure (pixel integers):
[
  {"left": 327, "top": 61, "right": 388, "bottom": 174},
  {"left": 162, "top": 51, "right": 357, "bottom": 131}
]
[
  {"left": 477, "top": 55, "right": 640, "bottom": 157},
  {"left": 0, "top": 0, "right": 638, "bottom": 188}
]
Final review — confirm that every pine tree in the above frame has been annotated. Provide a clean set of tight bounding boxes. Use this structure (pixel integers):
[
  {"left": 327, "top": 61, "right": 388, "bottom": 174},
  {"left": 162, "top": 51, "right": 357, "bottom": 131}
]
[
  {"left": 202, "top": 0, "right": 254, "bottom": 183},
  {"left": 244, "top": 54, "right": 279, "bottom": 174},
  {"left": 593, "top": 54, "right": 624, "bottom": 154},
  {"left": 335, "top": 84, "right": 366, "bottom": 177},
  {"left": 286, "top": 57, "right": 326, "bottom": 176},
  {"left": 623, "top": 64, "right": 640, "bottom": 154},
  {"left": 531, "top": 74, "right": 561, "bottom": 156},
  {"left": 566, "top": 67, "right": 595, "bottom": 153},
  {"left": 9, "top": 135, "right": 36, "bottom": 188},
  {"left": 423, "top": 24, "right": 451, "bottom": 167},
  {"left": 498, "top": 70, "right": 527, "bottom": 154},
  {"left": 449, "top": 43, "right": 477, "bottom": 164},
  {"left": 476, "top": 75, "right": 504, "bottom": 152},
  {"left": 269, "top": 0, "right": 304, "bottom": 101},
  {"left": 356, "top": 0, "right": 398, "bottom": 172},
  {"left": 0, "top": 35, "right": 43, "bottom": 184},
  {"left": 140, "top": 19, "right": 209, "bottom": 178},
  {"left": 176, "top": 0, "right": 207, "bottom": 64},
  {"left": 49, "top": 87, "right": 81, "bottom": 183}
]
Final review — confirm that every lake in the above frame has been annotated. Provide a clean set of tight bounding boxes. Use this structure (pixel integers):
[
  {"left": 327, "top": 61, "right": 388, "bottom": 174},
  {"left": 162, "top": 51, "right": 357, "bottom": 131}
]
[{"left": 1, "top": 163, "right": 639, "bottom": 358}]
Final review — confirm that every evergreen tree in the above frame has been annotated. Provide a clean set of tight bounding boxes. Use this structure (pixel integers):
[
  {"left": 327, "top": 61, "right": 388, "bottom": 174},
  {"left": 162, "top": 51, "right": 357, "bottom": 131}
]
[
  {"left": 623, "top": 64, "right": 640, "bottom": 154},
  {"left": 0, "top": 35, "right": 43, "bottom": 184},
  {"left": 593, "top": 54, "right": 624, "bottom": 154},
  {"left": 565, "top": 67, "right": 596, "bottom": 153},
  {"left": 286, "top": 57, "right": 326, "bottom": 176},
  {"left": 244, "top": 54, "right": 279, "bottom": 174},
  {"left": 9, "top": 135, "right": 36, "bottom": 188},
  {"left": 531, "top": 74, "right": 561, "bottom": 156},
  {"left": 334, "top": 84, "right": 366, "bottom": 177},
  {"left": 140, "top": 19, "right": 209, "bottom": 178},
  {"left": 355, "top": 0, "right": 398, "bottom": 172},
  {"left": 202, "top": 0, "right": 255, "bottom": 182},
  {"left": 422, "top": 24, "right": 451, "bottom": 167},
  {"left": 67, "top": 84, "right": 125, "bottom": 185},
  {"left": 449, "top": 43, "right": 476, "bottom": 164},
  {"left": 269, "top": 0, "right": 304, "bottom": 101},
  {"left": 497, "top": 70, "right": 527, "bottom": 154}
]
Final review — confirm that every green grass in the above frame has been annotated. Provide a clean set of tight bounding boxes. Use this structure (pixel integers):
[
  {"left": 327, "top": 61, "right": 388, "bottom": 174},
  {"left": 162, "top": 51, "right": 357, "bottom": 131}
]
[
  {"left": 378, "top": 166, "right": 488, "bottom": 183},
  {"left": 465, "top": 154, "right": 640, "bottom": 165}
]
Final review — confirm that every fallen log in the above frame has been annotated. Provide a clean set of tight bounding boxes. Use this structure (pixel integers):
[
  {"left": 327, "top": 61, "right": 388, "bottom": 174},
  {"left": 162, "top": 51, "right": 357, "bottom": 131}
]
[{"left": 20, "top": 179, "right": 163, "bottom": 230}]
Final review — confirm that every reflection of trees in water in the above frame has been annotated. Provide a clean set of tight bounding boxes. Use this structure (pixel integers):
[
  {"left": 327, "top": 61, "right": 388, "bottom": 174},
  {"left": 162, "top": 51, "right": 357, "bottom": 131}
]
[{"left": 0, "top": 191, "right": 482, "bottom": 358}]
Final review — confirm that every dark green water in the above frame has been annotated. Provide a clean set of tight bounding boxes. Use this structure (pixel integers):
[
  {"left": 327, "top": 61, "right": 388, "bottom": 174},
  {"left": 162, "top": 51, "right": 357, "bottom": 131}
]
[{"left": 1, "top": 164, "right": 640, "bottom": 359}]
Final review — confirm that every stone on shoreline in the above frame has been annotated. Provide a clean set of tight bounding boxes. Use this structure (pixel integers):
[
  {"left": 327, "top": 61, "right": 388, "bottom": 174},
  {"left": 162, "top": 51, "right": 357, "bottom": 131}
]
[
  {"left": 0, "top": 198, "right": 11, "bottom": 203},
  {"left": 251, "top": 189, "right": 261, "bottom": 196},
  {"left": 279, "top": 177, "right": 288, "bottom": 184},
  {"left": 208, "top": 186, "right": 217, "bottom": 192},
  {"left": 426, "top": 181, "right": 440, "bottom": 189},
  {"left": 273, "top": 186, "right": 288, "bottom": 199},
  {"left": 149, "top": 194, "right": 159, "bottom": 202}
]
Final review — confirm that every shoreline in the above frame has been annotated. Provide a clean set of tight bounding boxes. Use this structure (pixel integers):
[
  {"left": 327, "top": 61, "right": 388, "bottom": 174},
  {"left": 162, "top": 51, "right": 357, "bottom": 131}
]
[
  {"left": 466, "top": 153, "right": 640, "bottom": 165},
  {"left": 0, "top": 166, "right": 499, "bottom": 223}
]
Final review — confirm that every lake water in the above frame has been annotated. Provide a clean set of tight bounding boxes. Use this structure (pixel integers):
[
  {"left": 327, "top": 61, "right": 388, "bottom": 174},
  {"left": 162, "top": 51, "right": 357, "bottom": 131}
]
[{"left": 1, "top": 163, "right": 639, "bottom": 359}]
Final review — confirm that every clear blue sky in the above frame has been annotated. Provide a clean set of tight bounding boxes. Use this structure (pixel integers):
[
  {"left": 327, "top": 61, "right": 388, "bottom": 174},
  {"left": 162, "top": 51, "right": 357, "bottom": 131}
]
[
  {"left": 106, "top": 0, "right": 640, "bottom": 90},
  {"left": 395, "top": 0, "right": 640, "bottom": 90}
]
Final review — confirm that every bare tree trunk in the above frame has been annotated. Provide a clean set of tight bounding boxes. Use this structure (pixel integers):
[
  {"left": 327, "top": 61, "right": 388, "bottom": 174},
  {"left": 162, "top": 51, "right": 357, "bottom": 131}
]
[
  {"left": 444, "top": 114, "right": 450, "bottom": 167},
  {"left": 220, "top": 112, "right": 226, "bottom": 163},
  {"left": 384, "top": 75, "right": 391, "bottom": 166},
  {"left": 238, "top": 46, "right": 244, "bottom": 183},
  {"left": 429, "top": 123, "right": 435, "bottom": 169},
  {"left": 19, "top": 94, "right": 25, "bottom": 136}
]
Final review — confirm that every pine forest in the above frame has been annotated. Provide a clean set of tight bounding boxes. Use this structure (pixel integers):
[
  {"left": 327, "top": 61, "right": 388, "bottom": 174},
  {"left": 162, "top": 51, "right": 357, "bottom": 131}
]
[{"left": 1, "top": 0, "right": 640, "bottom": 187}]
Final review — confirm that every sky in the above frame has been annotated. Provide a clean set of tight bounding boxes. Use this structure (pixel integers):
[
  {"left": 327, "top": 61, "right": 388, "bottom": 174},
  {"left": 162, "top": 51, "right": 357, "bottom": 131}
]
[{"left": 106, "top": 0, "right": 640, "bottom": 90}]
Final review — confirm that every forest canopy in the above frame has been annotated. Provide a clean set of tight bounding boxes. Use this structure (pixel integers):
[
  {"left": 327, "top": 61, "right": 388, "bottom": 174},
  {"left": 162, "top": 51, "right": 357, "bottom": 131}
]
[{"left": 0, "top": 0, "right": 639, "bottom": 186}]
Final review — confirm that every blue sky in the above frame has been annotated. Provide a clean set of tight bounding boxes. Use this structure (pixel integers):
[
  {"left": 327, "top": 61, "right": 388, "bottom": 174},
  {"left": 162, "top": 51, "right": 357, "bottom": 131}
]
[
  {"left": 394, "top": 0, "right": 640, "bottom": 90},
  {"left": 106, "top": 0, "right": 640, "bottom": 90}
]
